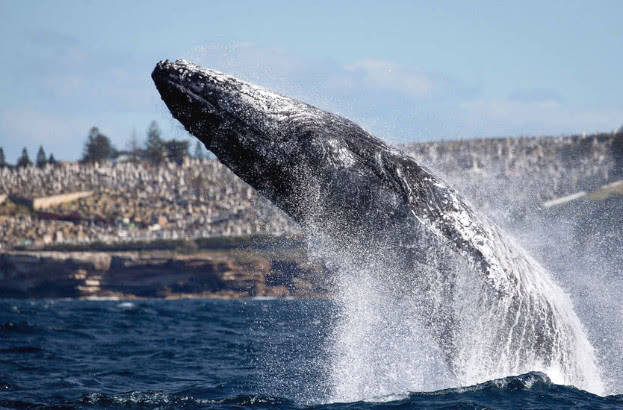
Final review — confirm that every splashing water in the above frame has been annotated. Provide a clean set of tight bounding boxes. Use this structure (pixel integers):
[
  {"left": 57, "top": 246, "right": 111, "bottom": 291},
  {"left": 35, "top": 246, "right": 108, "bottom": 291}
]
[{"left": 306, "top": 211, "right": 604, "bottom": 403}]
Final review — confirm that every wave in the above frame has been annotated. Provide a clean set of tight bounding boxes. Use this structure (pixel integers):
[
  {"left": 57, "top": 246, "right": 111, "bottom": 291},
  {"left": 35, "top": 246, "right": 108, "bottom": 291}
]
[
  {"left": 0, "top": 320, "right": 41, "bottom": 335},
  {"left": 80, "top": 391, "right": 295, "bottom": 409},
  {"left": 2, "top": 373, "right": 620, "bottom": 409},
  {"left": 0, "top": 346, "right": 43, "bottom": 354},
  {"left": 398, "top": 372, "right": 623, "bottom": 410}
]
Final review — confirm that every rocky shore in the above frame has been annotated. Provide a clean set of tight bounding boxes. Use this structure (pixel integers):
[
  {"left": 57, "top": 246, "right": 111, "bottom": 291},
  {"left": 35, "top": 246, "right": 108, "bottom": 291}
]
[{"left": 0, "top": 247, "right": 329, "bottom": 299}]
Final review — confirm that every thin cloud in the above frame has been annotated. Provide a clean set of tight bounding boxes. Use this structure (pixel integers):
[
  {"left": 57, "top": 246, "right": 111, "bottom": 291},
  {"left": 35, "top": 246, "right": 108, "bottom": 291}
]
[
  {"left": 459, "top": 99, "right": 623, "bottom": 137},
  {"left": 346, "top": 59, "right": 433, "bottom": 99},
  {"left": 2, "top": 40, "right": 618, "bottom": 162},
  {"left": 186, "top": 44, "right": 622, "bottom": 141}
]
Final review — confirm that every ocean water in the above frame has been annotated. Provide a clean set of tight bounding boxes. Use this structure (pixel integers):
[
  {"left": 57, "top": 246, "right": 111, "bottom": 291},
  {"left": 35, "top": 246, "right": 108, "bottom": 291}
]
[{"left": 1, "top": 298, "right": 622, "bottom": 409}]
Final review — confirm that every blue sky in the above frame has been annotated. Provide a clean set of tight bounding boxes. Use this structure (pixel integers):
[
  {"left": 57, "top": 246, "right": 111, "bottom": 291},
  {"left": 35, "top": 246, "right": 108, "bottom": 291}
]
[{"left": 0, "top": 0, "right": 622, "bottom": 162}]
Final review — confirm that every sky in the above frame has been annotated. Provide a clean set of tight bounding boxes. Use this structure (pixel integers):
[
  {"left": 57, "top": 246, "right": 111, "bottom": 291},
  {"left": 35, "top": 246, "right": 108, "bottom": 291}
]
[{"left": 0, "top": 0, "right": 622, "bottom": 162}]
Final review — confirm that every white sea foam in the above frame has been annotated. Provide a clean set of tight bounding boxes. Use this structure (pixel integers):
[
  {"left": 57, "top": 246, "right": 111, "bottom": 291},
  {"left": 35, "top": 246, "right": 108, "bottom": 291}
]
[{"left": 306, "top": 210, "right": 604, "bottom": 403}]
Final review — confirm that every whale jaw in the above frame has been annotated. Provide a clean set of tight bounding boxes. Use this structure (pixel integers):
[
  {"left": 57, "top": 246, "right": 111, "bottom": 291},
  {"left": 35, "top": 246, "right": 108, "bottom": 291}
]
[
  {"left": 151, "top": 60, "right": 227, "bottom": 145},
  {"left": 151, "top": 59, "right": 297, "bottom": 208}
]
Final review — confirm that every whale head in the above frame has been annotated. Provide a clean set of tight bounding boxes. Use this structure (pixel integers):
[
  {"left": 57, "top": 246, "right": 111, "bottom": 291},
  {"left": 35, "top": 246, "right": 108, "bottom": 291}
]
[
  {"left": 152, "top": 59, "right": 411, "bottom": 233},
  {"left": 152, "top": 59, "right": 316, "bottom": 151}
]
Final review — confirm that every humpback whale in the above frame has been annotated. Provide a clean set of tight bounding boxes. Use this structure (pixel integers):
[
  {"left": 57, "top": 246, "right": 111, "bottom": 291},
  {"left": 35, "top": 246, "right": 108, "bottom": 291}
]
[{"left": 152, "top": 59, "right": 603, "bottom": 393}]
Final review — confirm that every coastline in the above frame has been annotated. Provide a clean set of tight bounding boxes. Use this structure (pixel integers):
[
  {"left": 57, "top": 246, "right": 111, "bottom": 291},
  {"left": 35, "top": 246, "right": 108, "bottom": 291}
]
[
  {"left": 0, "top": 241, "right": 330, "bottom": 300},
  {"left": 1, "top": 132, "right": 621, "bottom": 300}
]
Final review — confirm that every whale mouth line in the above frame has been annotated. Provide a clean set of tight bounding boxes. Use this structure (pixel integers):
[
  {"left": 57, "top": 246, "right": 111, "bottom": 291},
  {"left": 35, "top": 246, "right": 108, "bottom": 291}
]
[
  {"left": 153, "top": 74, "right": 224, "bottom": 145},
  {"left": 159, "top": 77, "right": 217, "bottom": 113}
]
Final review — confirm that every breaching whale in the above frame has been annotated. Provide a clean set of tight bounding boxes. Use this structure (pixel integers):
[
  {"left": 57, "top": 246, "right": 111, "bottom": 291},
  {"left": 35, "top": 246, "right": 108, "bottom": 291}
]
[{"left": 151, "top": 59, "right": 603, "bottom": 393}]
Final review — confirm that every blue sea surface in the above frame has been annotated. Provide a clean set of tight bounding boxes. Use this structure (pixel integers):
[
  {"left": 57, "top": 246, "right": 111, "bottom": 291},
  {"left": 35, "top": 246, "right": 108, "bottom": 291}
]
[{"left": 1, "top": 298, "right": 621, "bottom": 409}]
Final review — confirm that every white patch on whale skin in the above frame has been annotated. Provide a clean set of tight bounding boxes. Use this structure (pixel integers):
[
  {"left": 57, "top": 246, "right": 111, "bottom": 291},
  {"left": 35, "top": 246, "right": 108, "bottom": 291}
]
[{"left": 327, "top": 139, "right": 356, "bottom": 168}]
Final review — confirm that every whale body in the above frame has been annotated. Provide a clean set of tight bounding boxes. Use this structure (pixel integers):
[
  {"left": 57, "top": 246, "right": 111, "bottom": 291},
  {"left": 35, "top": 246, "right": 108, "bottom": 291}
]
[{"left": 151, "top": 59, "right": 603, "bottom": 393}]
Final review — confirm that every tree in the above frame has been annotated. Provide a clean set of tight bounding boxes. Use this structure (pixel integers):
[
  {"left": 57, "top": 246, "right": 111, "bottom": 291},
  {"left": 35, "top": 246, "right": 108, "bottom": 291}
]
[
  {"left": 126, "top": 129, "right": 140, "bottom": 162},
  {"left": 164, "top": 139, "right": 190, "bottom": 165},
  {"left": 0, "top": 147, "right": 6, "bottom": 167},
  {"left": 145, "top": 121, "right": 165, "bottom": 164},
  {"left": 36, "top": 146, "right": 47, "bottom": 168},
  {"left": 16, "top": 147, "right": 32, "bottom": 168},
  {"left": 48, "top": 153, "right": 57, "bottom": 166},
  {"left": 82, "top": 127, "right": 115, "bottom": 163}
]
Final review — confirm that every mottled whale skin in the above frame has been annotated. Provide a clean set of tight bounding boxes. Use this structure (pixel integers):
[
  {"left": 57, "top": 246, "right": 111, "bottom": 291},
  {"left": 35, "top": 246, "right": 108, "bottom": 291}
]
[{"left": 152, "top": 59, "right": 602, "bottom": 391}]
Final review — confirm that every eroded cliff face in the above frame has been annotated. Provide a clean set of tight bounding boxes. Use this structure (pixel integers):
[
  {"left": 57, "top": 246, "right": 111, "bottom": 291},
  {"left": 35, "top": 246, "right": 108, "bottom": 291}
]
[{"left": 0, "top": 250, "right": 329, "bottom": 299}]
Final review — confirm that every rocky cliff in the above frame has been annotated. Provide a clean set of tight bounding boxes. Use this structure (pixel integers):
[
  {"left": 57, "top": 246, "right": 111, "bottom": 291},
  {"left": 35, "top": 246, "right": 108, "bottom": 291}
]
[{"left": 0, "top": 249, "right": 329, "bottom": 299}]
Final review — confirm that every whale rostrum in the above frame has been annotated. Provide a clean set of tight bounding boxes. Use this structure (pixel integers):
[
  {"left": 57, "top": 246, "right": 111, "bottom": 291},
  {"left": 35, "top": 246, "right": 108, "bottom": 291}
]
[{"left": 152, "top": 59, "right": 603, "bottom": 392}]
